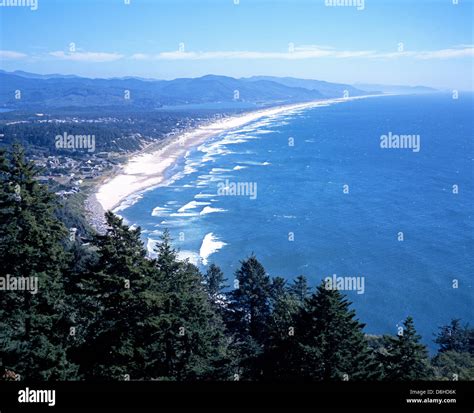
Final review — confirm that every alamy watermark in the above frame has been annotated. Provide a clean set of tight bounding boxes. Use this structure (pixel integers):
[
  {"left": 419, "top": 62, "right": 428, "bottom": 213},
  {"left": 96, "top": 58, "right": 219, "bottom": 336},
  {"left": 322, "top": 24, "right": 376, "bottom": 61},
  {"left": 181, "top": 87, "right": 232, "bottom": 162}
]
[
  {"left": 217, "top": 179, "right": 257, "bottom": 200},
  {"left": 324, "top": 274, "right": 365, "bottom": 295},
  {"left": 0, "top": 0, "right": 38, "bottom": 10},
  {"left": 18, "top": 388, "right": 55, "bottom": 407},
  {"left": 380, "top": 131, "right": 420, "bottom": 153},
  {"left": 0, "top": 275, "right": 38, "bottom": 294},
  {"left": 324, "top": 0, "right": 364, "bottom": 11},
  {"left": 55, "top": 132, "right": 96, "bottom": 153}
]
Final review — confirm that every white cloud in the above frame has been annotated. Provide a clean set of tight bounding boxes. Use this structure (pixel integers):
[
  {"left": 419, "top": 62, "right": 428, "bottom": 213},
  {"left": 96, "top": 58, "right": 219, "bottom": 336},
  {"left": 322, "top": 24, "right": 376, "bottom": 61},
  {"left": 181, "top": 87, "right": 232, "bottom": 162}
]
[
  {"left": 130, "top": 53, "right": 151, "bottom": 60},
  {"left": 376, "top": 46, "right": 474, "bottom": 60},
  {"left": 129, "top": 45, "right": 473, "bottom": 61},
  {"left": 49, "top": 51, "right": 124, "bottom": 62},
  {"left": 4, "top": 45, "right": 471, "bottom": 64},
  {"left": 0, "top": 50, "right": 28, "bottom": 59},
  {"left": 130, "top": 46, "right": 376, "bottom": 61},
  {"left": 415, "top": 47, "right": 474, "bottom": 60}
]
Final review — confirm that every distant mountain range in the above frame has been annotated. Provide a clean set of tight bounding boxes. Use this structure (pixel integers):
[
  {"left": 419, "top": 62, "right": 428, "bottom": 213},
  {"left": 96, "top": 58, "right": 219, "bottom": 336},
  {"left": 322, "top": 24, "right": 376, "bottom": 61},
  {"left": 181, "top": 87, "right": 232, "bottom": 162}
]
[
  {"left": 2, "top": 70, "right": 81, "bottom": 80},
  {"left": 244, "top": 76, "right": 370, "bottom": 98},
  {"left": 0, "top": 70, "right": 436, "bottom": 111},
  {"left": 353, "top": 82, "right": 437, "bottom": 95}
]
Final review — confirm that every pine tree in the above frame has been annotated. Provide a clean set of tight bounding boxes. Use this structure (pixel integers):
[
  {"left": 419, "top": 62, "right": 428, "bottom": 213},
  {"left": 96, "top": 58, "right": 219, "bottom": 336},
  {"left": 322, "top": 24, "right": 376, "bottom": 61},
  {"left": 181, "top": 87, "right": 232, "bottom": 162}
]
[
  {"left": 204, "top": 263, "right": 228, "bottom": 303},
  {"left": 263, "top": 277, "right": 303, "bottom": 380},
  {"left": 435, "top": 319, "right": 470, "bottom": 353},
  {"left": 0, "top": 145, "right": 77, "bottom": 380},
  {"left": 143, "top": 231, "right": 231, "bottom": 380},
  {"left": 288, "top": 275, "right": 309, "bottom": 303},
  {"left": 75, "top": 212, "right": 155, "bottom": 380},
  {"left": 270, "top": 276, "right": 286, "bottom": 301},
  {"left": 431, "top": 351, "right": 474, "bottom": 381},
  {"left": 383, "top": 317, "right": 430, "bottom": 381},
  {"left": 289, "top": 283, "right": 382, "bottom": 380},
  {"left": 226, "top": 255, "right": 272, "bottom": 380}
]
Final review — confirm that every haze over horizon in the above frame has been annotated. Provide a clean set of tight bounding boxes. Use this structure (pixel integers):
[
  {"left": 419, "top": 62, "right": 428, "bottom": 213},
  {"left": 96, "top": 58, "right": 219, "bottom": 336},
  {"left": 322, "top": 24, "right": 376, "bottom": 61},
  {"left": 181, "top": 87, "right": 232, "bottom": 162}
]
[
  {"left": 0, "top": 69, "right": 441, "bottom": 89},
  {"left": 0, "top": 0, "right": 473, "bottom": 90}
]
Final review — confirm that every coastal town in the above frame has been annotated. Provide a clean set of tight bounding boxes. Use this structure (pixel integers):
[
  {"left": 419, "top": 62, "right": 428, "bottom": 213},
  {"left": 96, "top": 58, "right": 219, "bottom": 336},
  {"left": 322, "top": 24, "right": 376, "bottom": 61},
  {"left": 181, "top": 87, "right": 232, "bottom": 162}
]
[
  {"left": 0, "top": 111, "right": 229, "bottom": 203},
  {"left": 31, "top": 151, "right": 115, "bottom": 196}
]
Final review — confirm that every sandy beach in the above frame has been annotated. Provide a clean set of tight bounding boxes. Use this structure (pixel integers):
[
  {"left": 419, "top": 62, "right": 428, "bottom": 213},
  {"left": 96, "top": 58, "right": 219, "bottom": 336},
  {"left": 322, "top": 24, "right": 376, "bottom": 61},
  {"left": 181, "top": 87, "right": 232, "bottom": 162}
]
[{"left": 94, "top": 96, "right": 375, "bottom": 213}]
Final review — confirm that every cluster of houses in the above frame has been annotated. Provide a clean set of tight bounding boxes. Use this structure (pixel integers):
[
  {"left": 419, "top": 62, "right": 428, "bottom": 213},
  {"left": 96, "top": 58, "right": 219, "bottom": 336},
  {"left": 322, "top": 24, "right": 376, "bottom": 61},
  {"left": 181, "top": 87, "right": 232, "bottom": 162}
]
[
  {"left": 16, "top": 113, "right": 229, "bottom": 201},
  {"left": 31, "top": 152, "right": 115, "bottom": 198}
]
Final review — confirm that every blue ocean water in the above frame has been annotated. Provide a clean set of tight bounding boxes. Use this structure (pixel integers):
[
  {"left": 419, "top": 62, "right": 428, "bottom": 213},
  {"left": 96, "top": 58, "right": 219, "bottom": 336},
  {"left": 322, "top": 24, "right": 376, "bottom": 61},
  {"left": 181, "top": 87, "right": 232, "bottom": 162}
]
[{"left": 119, "top": 93, "right": 473, "bottom": 349}]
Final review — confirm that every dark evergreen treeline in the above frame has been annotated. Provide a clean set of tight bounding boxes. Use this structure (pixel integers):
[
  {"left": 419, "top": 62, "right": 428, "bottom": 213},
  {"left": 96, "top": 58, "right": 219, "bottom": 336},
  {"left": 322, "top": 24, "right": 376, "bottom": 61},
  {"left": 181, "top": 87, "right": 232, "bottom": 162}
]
[
  {"left": 0, "top": 145, "right": 473, "bottom": 381},
  {"left": 0, "top": 110, "right": 217, "bottom": 156}
]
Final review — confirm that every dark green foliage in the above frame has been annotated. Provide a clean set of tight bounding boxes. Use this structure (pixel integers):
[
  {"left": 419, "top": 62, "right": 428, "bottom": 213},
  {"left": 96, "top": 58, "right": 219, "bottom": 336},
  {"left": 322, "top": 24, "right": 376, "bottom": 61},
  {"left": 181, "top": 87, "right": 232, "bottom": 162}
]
[
  {"left": 143, "top": 231, "right": 231, "bottom": 380},
  {"left": 263, "top": 279, "right": 303, "bottom": 380},
  {"left": 429, "top": 319, "right": 474, "bottom": 381},
  {"left": 0, "top": 109, "right": 223, "bottom": 160},
  {"left": 430, "top": 351, "right": 474, "bottom": 381},
  {"left": 286, "top": 283, "right": 382, "bottom": 381},
  {"left": 0, "top": 145, "right": 77, "bottom": 380},
  {"left": 55, "top": 192, "right": 94, "bottom": 240},
  {"left": 226, "top": 255, "right": 272, "bottom": 380},
  {"left": 288, "top": 275, "right": 309, "bottom": 303},
  {"left": 204, "top": 263, "right": 228, "bottom": 312},
  {"left": 435, "top": 319, "right": 472, "bottom": 354},
  {"left": 230, "top": 255, "right": 272, "bottom": 341},
  {"left": 70, "top": 225, "right": 231, "bottom": 381},
  {"left": 204, "top": 264, "right": 226, "bottom": 295},
  {"left": 381, "top": 317, "right": 430, "bottom": 381},
  {"left": 270, "top": 276, "right": 287, "bottom": 301},
  {"left": 72, "top": 212, "right": 155, "bottom": 380}
]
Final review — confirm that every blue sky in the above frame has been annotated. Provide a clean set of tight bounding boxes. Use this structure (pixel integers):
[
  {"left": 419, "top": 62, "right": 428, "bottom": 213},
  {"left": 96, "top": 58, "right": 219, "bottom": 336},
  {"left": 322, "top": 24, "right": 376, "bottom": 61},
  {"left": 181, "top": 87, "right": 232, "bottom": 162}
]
[{"left": 0, "top": 0, "right": 473, "bottom": 89}]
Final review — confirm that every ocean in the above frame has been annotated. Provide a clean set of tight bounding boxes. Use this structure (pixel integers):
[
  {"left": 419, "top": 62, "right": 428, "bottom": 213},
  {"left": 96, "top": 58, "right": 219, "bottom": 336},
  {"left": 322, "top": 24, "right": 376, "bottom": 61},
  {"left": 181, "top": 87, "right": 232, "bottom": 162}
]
[{"left": 118, "top": 93, "right": 473, "bottom": 349}]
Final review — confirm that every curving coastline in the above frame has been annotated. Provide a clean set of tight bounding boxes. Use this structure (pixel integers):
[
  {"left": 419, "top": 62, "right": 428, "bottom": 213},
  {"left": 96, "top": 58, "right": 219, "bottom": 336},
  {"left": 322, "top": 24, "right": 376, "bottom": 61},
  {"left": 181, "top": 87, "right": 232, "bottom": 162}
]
[{"left": 92, "top": 95, "right": 378, "bottom": 216}]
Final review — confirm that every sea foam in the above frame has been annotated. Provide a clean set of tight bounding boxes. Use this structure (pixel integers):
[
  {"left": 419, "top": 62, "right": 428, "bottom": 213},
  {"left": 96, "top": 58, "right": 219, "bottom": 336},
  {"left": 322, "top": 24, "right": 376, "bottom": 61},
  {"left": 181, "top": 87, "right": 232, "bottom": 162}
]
[
  {"left": 199, "top": 233, "right": 227, "bottom": 265},
  {"left": 178, "top": 200, "right": 211, "bottom": 213},
  {"left": 200, "top": 206, "right": 227, "bottom": 215}
]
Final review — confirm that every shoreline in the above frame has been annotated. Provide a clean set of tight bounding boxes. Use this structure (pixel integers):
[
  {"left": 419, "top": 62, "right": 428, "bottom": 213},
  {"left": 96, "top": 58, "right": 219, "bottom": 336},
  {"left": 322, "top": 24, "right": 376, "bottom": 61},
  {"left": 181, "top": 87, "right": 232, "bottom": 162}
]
[{"left": 90, "top": 95, "right": 381, "bottom": 220}]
